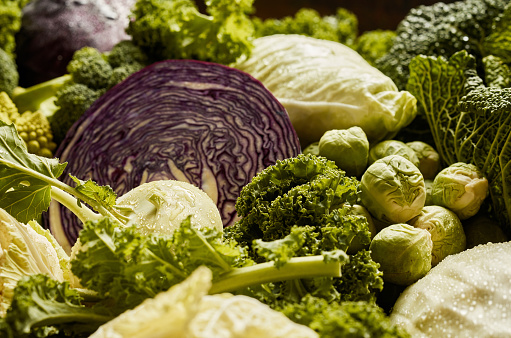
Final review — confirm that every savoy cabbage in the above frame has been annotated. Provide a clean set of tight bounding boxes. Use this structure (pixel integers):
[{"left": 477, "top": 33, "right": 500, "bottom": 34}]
[{"left": 406, "top": 50, "right": 511, "bottom": 236}]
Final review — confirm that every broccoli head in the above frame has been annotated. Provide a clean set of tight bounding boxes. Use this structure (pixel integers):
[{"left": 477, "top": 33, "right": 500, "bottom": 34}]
[
  {"left": 0, "top": 47, "right": 18, "bottom": 96},
  {"left": 67, "top": 47, "right": 113, "bottom": 90},
  {"left": 0, "top": 0, "right": 28, "bottom": 57},
  {"left": 106, "top": 40, "right": 150, "bottom": 68},
  {"left": 376, "top": 0, "right": 509, "bottom": 90},
  {"left": 253, "top": 7, "right": 358, "bottom": 46},
  {"left": 354, "top": 29, "right": 396, "bottom": 67},
  {"left": 50, "top": 83, "right": 105, "bottom": 143}
]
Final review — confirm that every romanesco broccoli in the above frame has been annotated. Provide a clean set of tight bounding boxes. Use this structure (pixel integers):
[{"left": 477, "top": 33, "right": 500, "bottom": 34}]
[
  {"left": 0, "top": 91, "right": 18, "bottom": 123},
  {"left": 0, "top": 91, "right": 56, "bottom": 157}
]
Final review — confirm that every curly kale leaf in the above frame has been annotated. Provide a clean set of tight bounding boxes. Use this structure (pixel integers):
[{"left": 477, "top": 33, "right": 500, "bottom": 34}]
[
  {"left": 276, "top": 294, "right": 410, "bottom": 338},
  {"left": 407, "top": 50, "right": 511, "bottom": 235},
  {"left": 126, "top": 0, "right": 255, "bottom": 65},
  {"left": 1, "top": 274, "right": 113, "bottom": 337},
  {"left": 234, "top": 153, "right": 360, "bottom": 245},
  {"left": 376, "top": 0, "right": 509, "bottom": 90},
  {"left": 227, "top": 154, "right": 382, "bottom": 305}
]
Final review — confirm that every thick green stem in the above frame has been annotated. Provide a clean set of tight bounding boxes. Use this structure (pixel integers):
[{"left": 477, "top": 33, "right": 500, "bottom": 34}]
[
  {"left": 50, "top": 187, "right": 103, "bottom": 224},
  {"left": 12, "top": 75, "right": 71, "bottom": 116},
  {"left": 209, "top": 255, "right": 343, "bottom": 294}
]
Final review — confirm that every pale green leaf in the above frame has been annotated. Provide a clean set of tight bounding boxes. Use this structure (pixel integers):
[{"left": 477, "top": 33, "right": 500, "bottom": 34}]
[{"left": 0, "top": 122, "right": 66, "bottom": 223}]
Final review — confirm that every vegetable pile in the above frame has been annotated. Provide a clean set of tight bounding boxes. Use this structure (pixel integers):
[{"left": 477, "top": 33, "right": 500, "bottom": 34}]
[
  {"left": 0, "top": 122, "right": 403, "bottom": 337},
  {"left": 1, "top": 0, "right": 511, "bottom": 336}
]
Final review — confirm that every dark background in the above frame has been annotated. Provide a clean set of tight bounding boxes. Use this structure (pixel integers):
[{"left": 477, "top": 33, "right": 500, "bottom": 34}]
[{"left": 198, "top": 0, "right": 458, "bottom": 33}]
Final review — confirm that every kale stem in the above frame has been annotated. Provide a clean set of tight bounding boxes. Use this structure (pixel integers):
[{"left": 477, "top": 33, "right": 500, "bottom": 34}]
[{"left": 209, "top": 255, "right": 343, "bottom": 294}]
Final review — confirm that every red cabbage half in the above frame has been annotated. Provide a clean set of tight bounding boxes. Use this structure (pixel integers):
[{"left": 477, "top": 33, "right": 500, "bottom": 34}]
[{"left": 49, "top": 59, "right": 301, "bottom": 247}]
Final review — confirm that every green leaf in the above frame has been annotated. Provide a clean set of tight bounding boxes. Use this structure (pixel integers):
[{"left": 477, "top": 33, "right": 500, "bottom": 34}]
[
  {"left": 0, "top": 122, "right": 66, "bottom": 223},
  {"left": 3, "top": 274, "right": 112, "bottom": 337},
  {"left": 72, "top": 216, "right": 245, "bottom": 310},
  {"left": 70, "top": 175, "right": 117, "bottom": 210},
  {"left": 253, "top": 226, "right": 308, "bottom": 268},
  {"left": 406, "top": 51, "right": 476, "bottom": 165}
]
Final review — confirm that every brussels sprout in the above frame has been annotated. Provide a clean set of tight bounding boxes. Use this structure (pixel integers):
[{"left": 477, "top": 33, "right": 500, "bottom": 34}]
[
  {"left": 368, "top": 140, "right": 420, "bottom": 168},
  {"left": 346, "top": 204, "right": 377, "bottom": 253},
  {"left": 302, "top": 141, "right": 319, "bottom": 156},
  {"left": 463, "top": 213, "right": 509, "bottom": 249},
  {"left": 430, "top": 162, "right": 489, "bottom": 220},
  {"left": 408, "top": 205, "right": 466, "bottom": 266},
  {"left": 369, "top": 223, "right": 433, "bottom": 286},
  {"left": 406, "top": 141, "right": 440, "bottom": 179},
  {"left": 360, "top": 155, "right": 426, "bottom": 224},
  {"left": 318, "top": 127, "right": 369, "bottom": 177}
]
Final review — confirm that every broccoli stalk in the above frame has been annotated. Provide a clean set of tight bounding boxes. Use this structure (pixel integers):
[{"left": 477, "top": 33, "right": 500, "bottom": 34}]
[{"left": 11, "top": 75, "right": 72, "bottom": 118}]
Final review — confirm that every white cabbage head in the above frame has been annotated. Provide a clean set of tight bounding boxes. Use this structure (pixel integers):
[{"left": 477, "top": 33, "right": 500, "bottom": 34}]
[
  {"left": 0, "top": 208, "right": 69, "bottom": 316},
  {"left": 234, "top": 34, "right": 417, "bottom": 148}
]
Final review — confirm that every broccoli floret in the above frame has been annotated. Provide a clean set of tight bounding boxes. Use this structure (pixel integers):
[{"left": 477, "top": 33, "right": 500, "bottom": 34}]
[
  {"left": 354, "top": 29, "right": 396, "bottom": 67},
  {"left": 0, "top": 47, "right": 18, "bottom": 96},
  {"left": 106, "top": 40, "right": 150, "bottom": 68},
  {"left": 253, "top": 7, "right": 358, "bottom": 46},
  {"left": 1, "top": 91, "right": 56, "bottom": 157},
  {"left": 67, "top": 47, "right": 113, "bottom": 90},
  {"left": 50, "top": 83, "right": 105, "bottom": 143},
  {"left": 0, "top": 0, "right": 28, "bottom": 57},
  {"left": 376, "top": 0, "right": 509, "bottom": 90},
  {"left": 276, "top": 295, "right": 411, "bottom": 338}
]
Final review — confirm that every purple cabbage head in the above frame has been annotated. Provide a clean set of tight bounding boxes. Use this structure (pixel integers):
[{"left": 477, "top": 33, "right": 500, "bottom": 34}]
[
  {"left": 49, "top": 60, "right": 301, "bottom": 249},
  {"left": 15, "top": 0, "right": 135, "bottom": 86}
]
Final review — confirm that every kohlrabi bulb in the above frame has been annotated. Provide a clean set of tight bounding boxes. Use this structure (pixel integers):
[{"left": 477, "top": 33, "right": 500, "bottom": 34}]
[
  {"left": 116, "top": 180, "right": 223, "bottom": 236},
  {"left": 360, "top": 155, "right": 426, "bottom": 224},
  {"left": 368, "top": 140, "right": 420, "bottom": 168},
  {"left": 318, "top": 127, "right": 369, "bottom": 177},
  {"left": 406, "top": 141, "right": 440, "bottom": 179},
  {"left": 430, "top": 162, "right": 489, "bottom": 220},
  {"left": 369, "top": 223, "right": 433, "bottom": 285},
  {"left": 408, "top": 205, "right": 466, "bottom": 266}
]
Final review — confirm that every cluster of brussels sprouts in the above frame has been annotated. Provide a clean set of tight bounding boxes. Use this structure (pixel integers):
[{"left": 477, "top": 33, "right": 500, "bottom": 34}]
[{"left": 305, "top": 128, "right": 506, "bottom": 286}]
